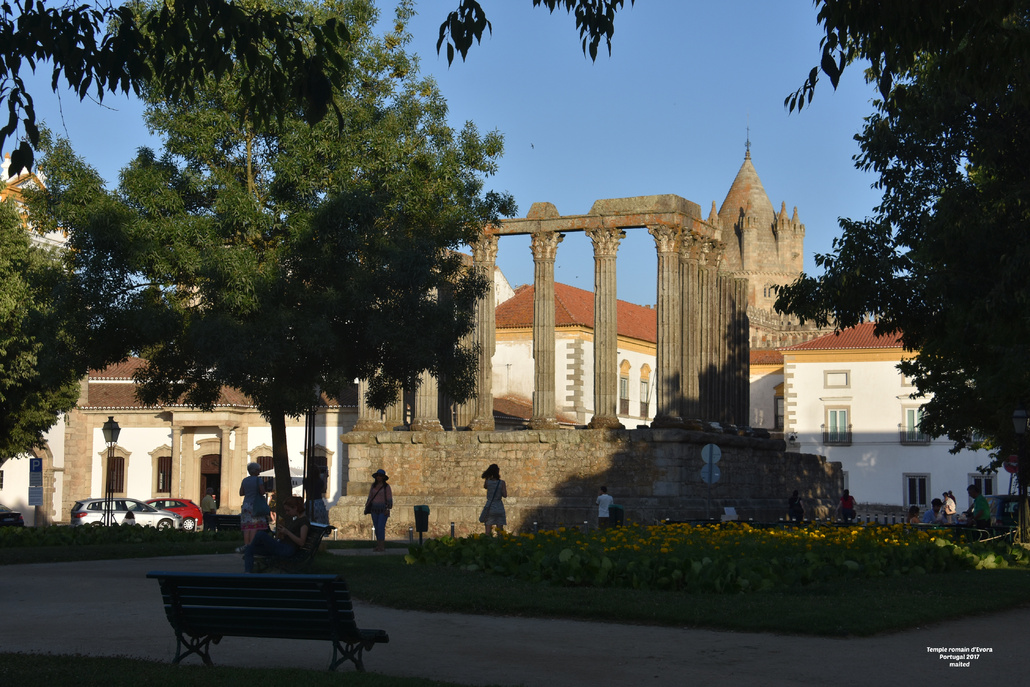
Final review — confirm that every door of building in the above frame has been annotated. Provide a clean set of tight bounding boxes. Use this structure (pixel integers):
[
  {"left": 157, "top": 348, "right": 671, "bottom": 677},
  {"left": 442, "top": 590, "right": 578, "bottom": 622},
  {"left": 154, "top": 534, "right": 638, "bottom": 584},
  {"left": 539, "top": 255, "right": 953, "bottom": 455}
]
[{"left": 200, "top": 454, "right": 221, "bottom": 504}]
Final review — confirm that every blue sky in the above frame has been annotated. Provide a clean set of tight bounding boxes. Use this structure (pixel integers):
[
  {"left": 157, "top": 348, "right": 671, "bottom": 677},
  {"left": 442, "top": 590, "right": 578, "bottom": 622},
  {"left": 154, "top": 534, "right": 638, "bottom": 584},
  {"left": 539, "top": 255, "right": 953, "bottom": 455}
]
[{"left": 20, "top": 1, "right": 882, "bottom": 306}]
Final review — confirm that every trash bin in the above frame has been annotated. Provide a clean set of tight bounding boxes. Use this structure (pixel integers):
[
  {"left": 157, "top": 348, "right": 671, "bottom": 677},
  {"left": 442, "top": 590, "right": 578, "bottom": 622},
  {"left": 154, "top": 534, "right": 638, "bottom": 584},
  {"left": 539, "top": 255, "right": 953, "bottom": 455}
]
[
  {"left": 608, "top": 504, "right": 625, "bottom": 527},
  {"left": 413, "top": 505, "right": 430, "bottom": 533}
]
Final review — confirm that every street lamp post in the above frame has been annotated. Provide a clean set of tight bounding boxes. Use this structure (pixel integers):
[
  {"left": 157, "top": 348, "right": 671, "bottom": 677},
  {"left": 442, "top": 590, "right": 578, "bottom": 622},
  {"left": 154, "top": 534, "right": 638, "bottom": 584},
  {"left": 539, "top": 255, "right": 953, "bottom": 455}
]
[
  {"left": 1012, "top": 405, "right": 1028, "bottom": 545},
  {"left": 101, "top": 416, "right": 121, "bottom": 526}
]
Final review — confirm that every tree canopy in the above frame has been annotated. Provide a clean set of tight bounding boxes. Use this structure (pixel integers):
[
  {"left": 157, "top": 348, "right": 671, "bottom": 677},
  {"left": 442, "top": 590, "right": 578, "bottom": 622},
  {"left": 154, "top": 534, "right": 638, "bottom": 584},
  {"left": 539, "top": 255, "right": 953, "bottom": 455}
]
[
  {"left": 0, "top": 202, "right": 81, "bottom": 461},
  {"left": 436, "top": 0, "right": 635, "bottom": 64},
  {"left": 0, "top": 0, "right": 350, "bottom": 174},
  {"left": 775, "top": 1, "right": 1030, "bottom": 456},
  {"left": 30, "top": 0, "right": 514, "bottom": 498}
]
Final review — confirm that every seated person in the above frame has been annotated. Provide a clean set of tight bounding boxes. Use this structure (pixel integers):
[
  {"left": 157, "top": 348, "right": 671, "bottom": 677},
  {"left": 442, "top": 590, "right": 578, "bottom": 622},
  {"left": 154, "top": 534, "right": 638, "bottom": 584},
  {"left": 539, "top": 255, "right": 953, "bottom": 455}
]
[
  {"left": 922, "top": 498, "right": 945, "bottom": 524},
  {"left": 906, "top": 505, "right": 921, "bottom": 524},
  {"left": 243, "top": 495, "right": 309, "bottom": 573}
]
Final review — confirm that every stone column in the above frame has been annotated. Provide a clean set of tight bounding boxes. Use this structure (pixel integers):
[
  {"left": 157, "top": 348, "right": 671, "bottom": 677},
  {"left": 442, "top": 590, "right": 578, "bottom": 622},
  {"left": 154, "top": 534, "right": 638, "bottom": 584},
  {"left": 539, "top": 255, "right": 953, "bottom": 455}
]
[
  {"left": 734, "top": 276, "right": 751, "bottom": 426},
  {"left": 410, "top": 370, "right": 444, "bottom": 431},
  {"left": 384, "top": 386, "right": 406, "bottom": 430},
  {"left": 679, "top": 234, "right": 702, "bottom": 424},
  {"left": 219, "top": 425, "right": 234, "bottom": 505},
  {"left": 353, "top": 379, "right": 386, "bottom": 431},
  {"left": 229, "top": 425, "right": 246, "bottom": 510},
  {"left": 649, "top": 225, "right": 684, "bottom": 428},
  {"left": 171, "top": 424, "right": 182, "bottom": 498},
  {"left": 469, "top": 234, "right": 499, "bottom": 431},
  {"left": 586, "top": 227, "right": 626, "bottom": 429},
  {"left": 698, "top": 240, "right": 723, "bottom": 422},
  {"left": 528, "top": 230, "right": 563, "bottom": 429}
]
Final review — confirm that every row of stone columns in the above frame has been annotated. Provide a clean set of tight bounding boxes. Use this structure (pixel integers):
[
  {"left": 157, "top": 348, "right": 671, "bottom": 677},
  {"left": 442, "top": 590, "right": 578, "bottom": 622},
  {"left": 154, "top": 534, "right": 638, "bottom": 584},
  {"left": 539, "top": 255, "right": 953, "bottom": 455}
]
[{"left": 351, "top": 223, "right": 749, "bottom": 432}]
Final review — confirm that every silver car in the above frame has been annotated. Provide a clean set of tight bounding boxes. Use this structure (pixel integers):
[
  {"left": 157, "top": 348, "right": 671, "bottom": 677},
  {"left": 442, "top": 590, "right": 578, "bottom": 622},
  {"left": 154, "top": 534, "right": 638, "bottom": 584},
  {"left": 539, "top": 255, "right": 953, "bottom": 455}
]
[{"left": 70, "top": 498, "right": 183, "bottom": 529}]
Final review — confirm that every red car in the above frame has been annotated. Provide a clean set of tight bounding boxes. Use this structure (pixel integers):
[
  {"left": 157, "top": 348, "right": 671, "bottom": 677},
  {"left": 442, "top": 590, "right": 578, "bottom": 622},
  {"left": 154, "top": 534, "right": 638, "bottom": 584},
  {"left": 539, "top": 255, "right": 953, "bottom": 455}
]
[{"left": 145, "top": 498, "right": 203, "bottom": 532}]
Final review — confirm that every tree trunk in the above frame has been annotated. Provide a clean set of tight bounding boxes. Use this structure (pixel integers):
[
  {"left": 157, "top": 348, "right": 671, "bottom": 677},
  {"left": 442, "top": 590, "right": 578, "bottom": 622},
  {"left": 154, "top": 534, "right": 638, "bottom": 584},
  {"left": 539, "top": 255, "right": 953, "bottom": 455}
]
[{"left": 269, "top": 407, "right": 291, "bottom": 522}]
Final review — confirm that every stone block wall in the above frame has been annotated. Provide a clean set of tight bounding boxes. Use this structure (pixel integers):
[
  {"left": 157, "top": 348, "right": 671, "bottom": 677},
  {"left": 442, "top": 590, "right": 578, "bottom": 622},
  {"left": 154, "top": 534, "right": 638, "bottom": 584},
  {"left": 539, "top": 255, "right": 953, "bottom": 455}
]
[{"left": 331, "top": 428, "right": 841, "bottom": 540}]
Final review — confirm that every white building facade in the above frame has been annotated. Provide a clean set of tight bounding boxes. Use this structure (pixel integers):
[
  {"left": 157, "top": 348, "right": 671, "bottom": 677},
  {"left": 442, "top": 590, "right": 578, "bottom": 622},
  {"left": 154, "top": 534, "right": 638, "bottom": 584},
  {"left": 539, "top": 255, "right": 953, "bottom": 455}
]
[{"left": 783, "top": 323, "right": 995, "bottom": 510}]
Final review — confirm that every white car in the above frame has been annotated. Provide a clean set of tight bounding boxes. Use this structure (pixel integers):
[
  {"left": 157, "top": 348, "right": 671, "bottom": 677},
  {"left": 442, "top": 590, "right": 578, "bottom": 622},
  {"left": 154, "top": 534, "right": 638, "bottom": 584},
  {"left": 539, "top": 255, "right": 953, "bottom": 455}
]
[{"left": 70, "top": 498, "right": 183, "bottom": 529}]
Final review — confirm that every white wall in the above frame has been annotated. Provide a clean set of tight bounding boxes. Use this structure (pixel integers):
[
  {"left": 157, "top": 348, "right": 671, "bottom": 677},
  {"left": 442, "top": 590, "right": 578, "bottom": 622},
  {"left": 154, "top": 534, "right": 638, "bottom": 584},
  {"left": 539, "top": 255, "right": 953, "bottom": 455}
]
[
  {"left": 787, "top": 355, "right": 990, "bottom": 508},
  {"left": 749, "top": 368, "right": 780, "bottom": 429}
]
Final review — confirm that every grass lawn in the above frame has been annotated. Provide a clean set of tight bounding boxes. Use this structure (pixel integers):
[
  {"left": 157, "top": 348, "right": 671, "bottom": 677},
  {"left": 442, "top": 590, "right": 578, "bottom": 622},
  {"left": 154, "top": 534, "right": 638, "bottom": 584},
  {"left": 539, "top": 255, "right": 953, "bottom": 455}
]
[
  {"left": 0, "top": 653, "right": 486, "bottom": 687},
  {"left": 4, "top": 533, "right": 1030, "bottom": 638},
  {"left": 313, "top": 548, "right": 1030, "bottom": 637}
]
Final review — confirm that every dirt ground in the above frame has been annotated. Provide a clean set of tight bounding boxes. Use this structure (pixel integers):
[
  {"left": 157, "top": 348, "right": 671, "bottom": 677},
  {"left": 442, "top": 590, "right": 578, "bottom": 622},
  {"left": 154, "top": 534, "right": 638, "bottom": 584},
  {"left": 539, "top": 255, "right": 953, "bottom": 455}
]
[{"left": 1, "top": 551, "right": 1025, "bottom": 686}]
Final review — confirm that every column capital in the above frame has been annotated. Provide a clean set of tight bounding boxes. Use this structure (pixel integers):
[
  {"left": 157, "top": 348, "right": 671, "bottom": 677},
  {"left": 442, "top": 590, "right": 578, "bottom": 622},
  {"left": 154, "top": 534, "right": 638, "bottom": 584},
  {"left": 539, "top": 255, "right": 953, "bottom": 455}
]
[
  {"left": 697, "top": 238, "right": 724, "bottom": 268},
  {"left": 472, "top": 233, "right": 499, "bottom": 264},
  {"left": 530, "top": 231, "right": 564, "bottom": 262},
  {"left": 585, "top": 226, "right": 626, "bottom": 257},
  {"left": 648, "top": 224, "right": 680, "bottom": 254}
]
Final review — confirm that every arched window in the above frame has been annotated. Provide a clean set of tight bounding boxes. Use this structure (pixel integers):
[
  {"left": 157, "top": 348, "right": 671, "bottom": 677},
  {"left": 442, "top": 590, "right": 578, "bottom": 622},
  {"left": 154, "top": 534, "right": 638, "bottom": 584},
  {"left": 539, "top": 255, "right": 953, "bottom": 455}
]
[{"left": 639, "top": 364, "right": 652, "bottom": 418}]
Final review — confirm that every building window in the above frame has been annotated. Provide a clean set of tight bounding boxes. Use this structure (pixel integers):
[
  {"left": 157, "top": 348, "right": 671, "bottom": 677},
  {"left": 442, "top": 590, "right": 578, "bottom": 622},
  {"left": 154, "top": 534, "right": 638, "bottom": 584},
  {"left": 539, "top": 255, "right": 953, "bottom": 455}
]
[
  {"left": 639, "top": 365, "right": 651, "bottom": 418},
  {"left": 823, "top": 408, "right": 851, "bottom": 445},
  {"left": 155, "top": 456, "right": 172, "bottom": 494},
  {"left": 969, "top": 474, "right": 996, "bottom": 499},
  {"left": 619, "top": 375, "right": 630, "bottom": 416},
  {"left": 824, "top": 370, "right": 850, "bottom": 389},
  {"left": 307, "top": 455, "right": 329, "bottom": 497},
  {"left": 904, "top": 473, "right": 930, "bottom": 508},
  {"left": 900, "top": 407, "right": 930, "bottom": 444},
  {"left": 257, "top": 455, "right": 274, "bottom": 491},
  {"left": 106, "top": 455, "right": 125, "bottom": 495},
  {"left": 775, "top": 396, "right": 784, "bottom": 430}
]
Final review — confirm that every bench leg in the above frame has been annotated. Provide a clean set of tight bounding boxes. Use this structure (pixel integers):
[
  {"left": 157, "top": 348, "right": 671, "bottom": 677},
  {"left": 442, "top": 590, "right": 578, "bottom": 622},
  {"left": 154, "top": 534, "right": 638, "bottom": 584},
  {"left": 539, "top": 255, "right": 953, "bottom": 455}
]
[
  {"left": 173, "top": 632, "right": 220, "bottom": 666},
  {"left": 329, "top": 640, "right": 370, "bottom": 672}
]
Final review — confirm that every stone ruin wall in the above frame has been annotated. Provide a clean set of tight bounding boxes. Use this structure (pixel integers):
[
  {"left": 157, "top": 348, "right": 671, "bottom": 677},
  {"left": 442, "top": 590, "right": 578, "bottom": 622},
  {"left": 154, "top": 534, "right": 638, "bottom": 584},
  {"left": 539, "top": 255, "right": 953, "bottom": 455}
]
[{"left": 327, "top": 429, "right": 842, "bottom": 540}]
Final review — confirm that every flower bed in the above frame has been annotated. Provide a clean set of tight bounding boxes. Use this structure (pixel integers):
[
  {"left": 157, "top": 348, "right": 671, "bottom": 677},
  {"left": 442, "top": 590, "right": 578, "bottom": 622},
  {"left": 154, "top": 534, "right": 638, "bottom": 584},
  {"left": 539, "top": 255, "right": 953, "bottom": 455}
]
[{"left": 406, "top": 522, "right": 1030, "bottom": 593}]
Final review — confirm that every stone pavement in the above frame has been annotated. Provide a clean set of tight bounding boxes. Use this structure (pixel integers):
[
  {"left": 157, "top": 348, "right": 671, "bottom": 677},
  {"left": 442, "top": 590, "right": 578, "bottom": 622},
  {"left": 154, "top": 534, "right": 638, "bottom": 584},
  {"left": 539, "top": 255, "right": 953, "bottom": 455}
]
[{"left": 1, "top": 551, "right": 1026, "bottom": 686}]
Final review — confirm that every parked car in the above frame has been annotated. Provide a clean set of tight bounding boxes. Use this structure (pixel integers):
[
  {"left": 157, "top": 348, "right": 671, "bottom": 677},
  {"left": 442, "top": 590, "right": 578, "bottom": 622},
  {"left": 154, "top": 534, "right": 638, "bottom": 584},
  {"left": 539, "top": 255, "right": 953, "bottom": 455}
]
[
  {"left": 988, "top": 494, "right": 1022, "bottom": 528},
  {"left": 146, "top": 498, "right": 203, "bottom": 532},
  {"left": 0, "top": 504, "right": 24, "bottom": 527},
  {"left": 70, "top": 498, "right": 183, "bottom": 529}
]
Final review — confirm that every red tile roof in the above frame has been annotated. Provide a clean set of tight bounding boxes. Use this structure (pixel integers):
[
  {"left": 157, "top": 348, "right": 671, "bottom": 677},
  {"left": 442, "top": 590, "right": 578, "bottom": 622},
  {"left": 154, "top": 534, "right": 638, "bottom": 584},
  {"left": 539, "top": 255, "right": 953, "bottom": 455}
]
[
  {"left": 750, "top": 349, "right": 784, "bottom": 366},
  {"left": 783, "top": 322, "right": 904, "bottom": 351},
  {"left": 492, "top": 395, "right": 578, "bottom": 425},
  {"left": 83, "top": 358, "right": 353, "bottom": 409},
  {"left": 496, "top": 282, "right": 657, "bottom": 343}
]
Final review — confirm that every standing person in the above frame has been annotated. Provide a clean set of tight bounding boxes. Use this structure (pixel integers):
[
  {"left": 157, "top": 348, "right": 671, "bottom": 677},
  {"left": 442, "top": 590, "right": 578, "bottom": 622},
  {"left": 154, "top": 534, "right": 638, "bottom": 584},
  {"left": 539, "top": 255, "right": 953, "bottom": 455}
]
[
  {"left": 942, "top": 491, "right": 957, "bottom": 524},
  {"left": 596, "top": 486, "right": 614, "bottom": 528},
  {"left": 239, "top": 462, "right": 268, "bottom": 550},
  {"left": 363, "top": 469, "right": 393, "bottom": 552},
  {"left": 837, "top": 489, "right": 857, "bottom": 523},
  {"left": 787, "top": 490, "right": 805, "bottom": 523},
  {"left": 200, "top": 487, "right": 217, "bottom": 531},
  {"left": 966, "top": 484, "right": 991, "bottom": 528},
  {"left": 479, "top": 463, "right": 507, "bottom": 535},
  {"left": 305, "top": 473, "right": 329, "bottom": 524},
  {"left": 243, "top": 496, "right": 309, "bottom": 573}
]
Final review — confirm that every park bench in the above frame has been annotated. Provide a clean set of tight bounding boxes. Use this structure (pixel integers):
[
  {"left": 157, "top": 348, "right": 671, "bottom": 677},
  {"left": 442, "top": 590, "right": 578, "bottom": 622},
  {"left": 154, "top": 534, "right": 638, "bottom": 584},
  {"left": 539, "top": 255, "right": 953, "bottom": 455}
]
[
  {"left": 146, "top": 571, "right": 389, "bottom": 671},
  {"left": 254, "top": 522, "right": 335, "bottom": 573}
]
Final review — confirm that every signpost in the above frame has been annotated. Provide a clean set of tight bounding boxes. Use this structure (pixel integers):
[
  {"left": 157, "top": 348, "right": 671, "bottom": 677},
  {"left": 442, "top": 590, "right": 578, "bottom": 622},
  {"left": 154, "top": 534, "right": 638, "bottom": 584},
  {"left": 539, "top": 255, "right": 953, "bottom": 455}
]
[
  {"left": 701, "top": 444, "right": 721, "bottom": 520},
  {"left": 28, "top": 458, "right": 43, "bottom": 508}
]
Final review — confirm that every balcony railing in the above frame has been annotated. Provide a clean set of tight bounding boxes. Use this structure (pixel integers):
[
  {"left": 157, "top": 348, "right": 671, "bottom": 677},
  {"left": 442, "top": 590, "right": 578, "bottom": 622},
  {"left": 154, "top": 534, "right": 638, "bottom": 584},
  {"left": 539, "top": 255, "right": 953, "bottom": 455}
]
[
  {"left": 620, "top": 398, "right": 630, "bottom": 416},
  {"left": 822, "top": 427, "right": 852, "bottom": 445},
  {"left": 900, "top": 428, "right": 931, "bottom": 445},
  {"left": 639, "top": 401, "right": 649, "bottom": 418}
]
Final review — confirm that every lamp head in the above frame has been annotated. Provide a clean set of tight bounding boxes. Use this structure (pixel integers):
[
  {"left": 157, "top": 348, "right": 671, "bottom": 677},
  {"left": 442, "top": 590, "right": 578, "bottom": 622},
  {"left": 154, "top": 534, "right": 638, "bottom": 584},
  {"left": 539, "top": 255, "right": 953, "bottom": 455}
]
[
  {"left": 101, "top": 416, "right": 120, "bottom": 444},
  {"left": 1014, "top": 405, "right": 1028, "bottom": 436}
]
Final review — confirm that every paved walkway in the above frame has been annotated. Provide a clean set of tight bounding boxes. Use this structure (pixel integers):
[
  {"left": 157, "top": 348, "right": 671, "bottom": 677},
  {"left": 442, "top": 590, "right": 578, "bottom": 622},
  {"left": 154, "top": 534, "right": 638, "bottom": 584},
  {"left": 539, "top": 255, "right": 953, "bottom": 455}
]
[{"left": 1, "top": 552, "right": 1025, "bottom": 686}]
